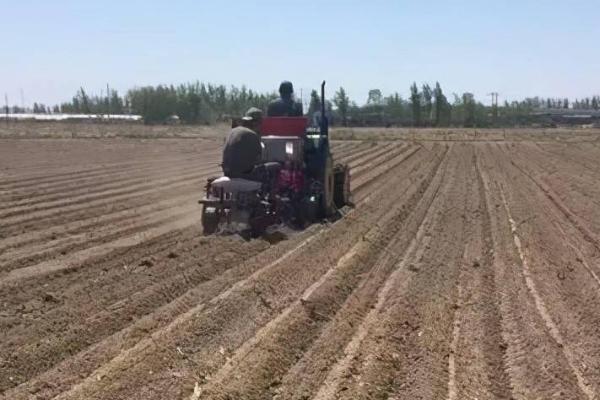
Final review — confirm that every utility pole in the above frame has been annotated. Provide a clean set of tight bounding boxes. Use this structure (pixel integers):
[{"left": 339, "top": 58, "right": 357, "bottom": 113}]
[
  {"left": 488, "top": 92, "right": 499, "bottom": 125},
  {"left": 20, "top": 88, "right": 25, "bottom": 112},
  {"left": 106, "top": 83, "right": 110, "bottom": 121},
  {"left": 4, "top": 93, "right": 9, "bottom": 125}
]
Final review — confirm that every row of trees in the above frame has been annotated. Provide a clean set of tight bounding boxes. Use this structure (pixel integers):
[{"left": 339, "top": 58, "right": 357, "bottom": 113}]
[
  {"left": 331, "top": 83, "right": 484, "bottom": 127},
  {"left": 125, "top": 83, "right": 276, "bottom": 124},
  {"left": 57, "top": 84, "right": 275, "bottom": 124},
  {"left": 572, "top": 97, "right": 600, "bottom": 110},
  {"left": 21, "top": 84, "right": 274, "bottom": 124},
  {"left": 331, "top": 84, "right": 600, "bottom": 128},
  {"left": 60, "top": 87, "right": 126, "bottom": 115},
  {"left": 515, "top": 96, "right": 600, "bottom": 110},
  {"left": 11, "top": 81, "right": 600, "bottom": 127}
]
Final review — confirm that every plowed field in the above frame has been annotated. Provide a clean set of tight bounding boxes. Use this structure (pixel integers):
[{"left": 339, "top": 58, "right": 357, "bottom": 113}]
[{"left": 1, "top": 135, "right": 600, "bottom": 399}]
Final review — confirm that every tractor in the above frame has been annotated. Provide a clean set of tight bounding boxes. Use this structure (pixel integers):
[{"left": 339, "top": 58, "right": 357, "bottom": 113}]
[{"left": 199, "top": 81, "right": 350, "bottom": 236}]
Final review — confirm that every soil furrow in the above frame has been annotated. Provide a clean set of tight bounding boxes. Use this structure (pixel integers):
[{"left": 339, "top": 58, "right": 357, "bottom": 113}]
[
  {"left": 0, "top": 201, "right": 198, "bottom": 272},
  {"left": 41, "top": 147, "right": 445, "bottom": 400},
  {"left": 332, "top": 142, "right": 371, "bottom": 159},
  {"left": 0, "top": 142, "right": 432, "bottom": 398},
  {"left": 534, "top": 142, "right": 600, "bottom": 175},
  {"left": 333, "top": 142, "right": 373, "bottom": 162},
  {"left": 194, "top": 145, "right": 449, "bottom": 400},
  {"left": 0, "top": 167, "right": 213, "bottom": 220},
  {"left": 327, "top": 144, "right": 470, "bottom": 400},
  {"left": 344, "top": 142, "right": 400, "bottom": 170},
  {"left": 0, "top": 142, "right": 393, "bottom": 265},
  {"left": 506, "top": 144, "right": 600, "bottom": 246},
  {"left": 0, "top": 167, "right": 218, "bottom": 237},
  {"left": 352, "top": 145, "right": 423, "bottom": 202},
  {"left": 499, "top": 187, "right": 595, "bottom": 400},
  {"left": 490, "top": 144, "right": 600, "bottom": 396},
  {"left": 0, "top": 140, "right": 219, "bottom": 187},
  {"left": 0, "top": 154, "right": 217, "bottom": 207},
  {"left": 445, "top": 147, "right": 513, "bottom": 400},
  {"left": 350, "top": 142, "right": 411, "bottom": 177},
  {"left": 1, "top": 143, "right": 391, "bottom": 237},
  {"left": 2, "top": 136, "right": 599, "bottom": 400},
  {"left": 300, "top": 146, "right": 452, "bottom": 400},
  {"left": 477, "top": 143, "right": 591, "bottom": 398},
  {"left": 0, "top": 213, "right": 198, "bottom": 286},
  {"left": 336, "top": 142, "right": 386, "bottom": 165},
  {"left": 0, "top": 192, "right": 198, "bottom": 257}
]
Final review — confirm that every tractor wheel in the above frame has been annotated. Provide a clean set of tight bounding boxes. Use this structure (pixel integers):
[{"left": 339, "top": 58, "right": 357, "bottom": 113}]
[
  {"left": 334, "top": 164, "right": 350, "bottom": 209},
  {"left": 321, "top": 155, "right": 336, "bottom": 217},
  {"left": 201, "top": 206, "right": 219, "bottom": 235}
]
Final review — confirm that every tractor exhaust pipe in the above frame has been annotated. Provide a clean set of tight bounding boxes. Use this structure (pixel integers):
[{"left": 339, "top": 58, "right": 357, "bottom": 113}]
[{"left": 320, "top": 81, "right": 328, "bottom": 137}]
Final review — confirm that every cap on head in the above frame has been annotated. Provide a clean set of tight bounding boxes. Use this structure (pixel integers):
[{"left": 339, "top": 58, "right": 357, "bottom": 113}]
[
  {"left": 279, "top": 81, "right": 294, "bottom": 96},
  {"left": 242, "top": 107, "right": 263, "bottom": 122}
]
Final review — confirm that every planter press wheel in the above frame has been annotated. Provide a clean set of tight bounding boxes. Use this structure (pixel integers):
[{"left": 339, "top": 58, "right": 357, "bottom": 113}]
[
  {"left": 321, "top": 155, "right": 336, "bottom": 217},
  {"left": 334, "top": 164, "right": 350, "bottom": 209},
  {"left": 201, "top": 205, "right": 219, "bottom": 235}
]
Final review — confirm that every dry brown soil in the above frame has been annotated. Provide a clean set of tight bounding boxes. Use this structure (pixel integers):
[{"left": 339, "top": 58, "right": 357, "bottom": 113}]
[{"left": 1, "top": 131, "right": 600, "bottom": 399}]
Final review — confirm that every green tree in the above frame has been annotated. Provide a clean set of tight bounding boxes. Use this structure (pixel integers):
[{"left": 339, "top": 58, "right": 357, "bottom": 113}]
[
  {"left": 109, "top": 90, "right": 124, "bottom": 114},
  {"left": 433, "top": 82, "right": 449, "bottom": 126},
  {"left": 334, "top": 87, "right": 350, "bottom": 126},
  {"left": 422, "top": 84, "right": 433, "bottom": 126},
  {"left": 462, "top": 93, "right": 476, "bottom": 127},
  {"left": 410, "top": 82, "right": 421, "bottom": 126},
  {"left": 367, "top": 89, "right": 383, "bottom": 105},
  {"left": 307, "top": 89, "right": 321, "bottom": 116},
  {"left": 77, "top": 88, "right": 91, "bottom": 114},
  {"left": 385, "top": 93, "right": 405, "bottom": 125}
]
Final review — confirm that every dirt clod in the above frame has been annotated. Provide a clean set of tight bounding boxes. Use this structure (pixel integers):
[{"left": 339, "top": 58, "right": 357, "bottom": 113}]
[
  {"left": 42, "top": 292, "right": 59, "bottom": 303},
  {"left": 139, "top": 259, "right": 154, "bottom": 267}
]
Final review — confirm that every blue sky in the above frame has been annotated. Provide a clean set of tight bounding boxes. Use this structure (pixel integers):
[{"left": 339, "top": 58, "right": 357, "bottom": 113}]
[{"left": 1, "top": 0, "right": 599, "bottom": 107}]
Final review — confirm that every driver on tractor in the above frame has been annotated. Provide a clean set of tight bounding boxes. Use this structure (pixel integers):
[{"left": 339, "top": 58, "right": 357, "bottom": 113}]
[
  {"left": 267, "top": 81, "right": 303, "bottom": 117},
  {"left": 222, "top": 107, "right": 280, "bottom": 183}
]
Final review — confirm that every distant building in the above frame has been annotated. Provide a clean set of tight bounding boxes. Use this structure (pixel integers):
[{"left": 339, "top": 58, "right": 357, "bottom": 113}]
[
  {"left": 531, "top": 109, "right": 600, "bottom": 126},
  {"left": 0, "top": 113, "right": 143, "bottom": 122}
]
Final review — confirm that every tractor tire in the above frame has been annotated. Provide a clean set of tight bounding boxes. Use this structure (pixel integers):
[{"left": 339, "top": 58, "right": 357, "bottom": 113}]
[
  {"left": 321, "top": 155, "right": 336, "bottom": 217},
  {"left": 201, "top": 205, "right": 219, "bottom": 235},
  {"left": 334, "top": 164, "right": 350, "bottom": 209}
]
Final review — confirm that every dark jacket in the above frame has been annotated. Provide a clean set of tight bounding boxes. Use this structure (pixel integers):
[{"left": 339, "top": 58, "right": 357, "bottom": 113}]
[
  {"left": 267, "top": 98, "right": 303, "bottom": 117},
  {"left": 222, "top": 126, "right": 262, "bottom": 177}
]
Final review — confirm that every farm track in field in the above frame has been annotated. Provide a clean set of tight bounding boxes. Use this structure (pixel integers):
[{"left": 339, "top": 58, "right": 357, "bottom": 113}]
[{"left": 1, "top": 136, "right": 600, "bottom": 400}]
